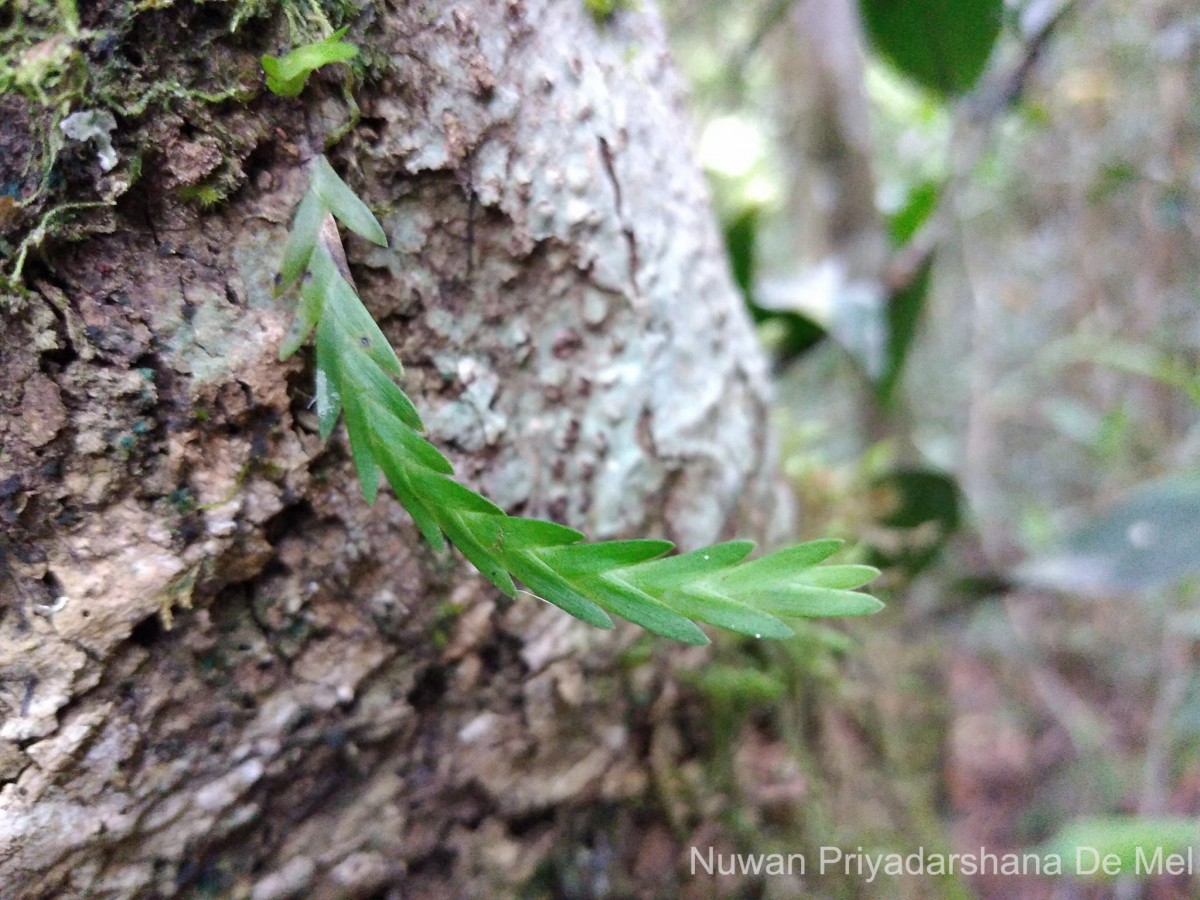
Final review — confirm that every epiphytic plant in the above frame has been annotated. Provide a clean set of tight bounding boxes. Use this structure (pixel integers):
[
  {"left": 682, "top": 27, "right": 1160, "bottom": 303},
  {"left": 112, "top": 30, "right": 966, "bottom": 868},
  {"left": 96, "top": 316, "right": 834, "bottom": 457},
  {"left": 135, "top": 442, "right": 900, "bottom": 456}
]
[{"left": 276, "top": 155, "right": 882, "bottom": 643}]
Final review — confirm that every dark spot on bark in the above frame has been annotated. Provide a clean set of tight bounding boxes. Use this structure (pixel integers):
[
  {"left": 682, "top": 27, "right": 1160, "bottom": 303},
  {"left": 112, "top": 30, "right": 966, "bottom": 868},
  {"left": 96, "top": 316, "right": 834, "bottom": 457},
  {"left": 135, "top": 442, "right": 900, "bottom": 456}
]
[
  {"left": 509, "top": 808, "right": 555, "bottom": 837},
  {"left": 407, "top": 665, "right": 448, "bottom": 710},
  {"left": 409, "top": 847, "right": 457, "bottom": 879},
  {"left": 175, "top": 515, "right": 204, "bottom": 546},
  {"left": 323, "top": 727, "right": 348, "bottom": 748},
  {"left": 14, "top": 542, "right": 45, "bottom": 564},
  {"left": 39, "top": 343, "right": 78, "bottom": 371},
  {"left": 552, "top": 328, "right": 582, "bottom": 358},
  {"left": 0, "top": 475, "right": 21, "bottom": 500},
  {"left": 130, "top": 613, "right": 165, "bottom": 648},
  {"left": 263, "top": 500, "right": 315, "bottom": 548},
  {"left": 41, "top": 569, "right": 63, "bottom": 598}
]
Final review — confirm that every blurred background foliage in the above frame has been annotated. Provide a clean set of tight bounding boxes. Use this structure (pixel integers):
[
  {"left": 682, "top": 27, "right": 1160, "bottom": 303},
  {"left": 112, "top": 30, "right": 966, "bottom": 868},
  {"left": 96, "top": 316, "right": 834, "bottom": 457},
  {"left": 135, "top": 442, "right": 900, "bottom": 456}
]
[{"left": 655, "top": 0, "right": 1200, "bottom": 895}]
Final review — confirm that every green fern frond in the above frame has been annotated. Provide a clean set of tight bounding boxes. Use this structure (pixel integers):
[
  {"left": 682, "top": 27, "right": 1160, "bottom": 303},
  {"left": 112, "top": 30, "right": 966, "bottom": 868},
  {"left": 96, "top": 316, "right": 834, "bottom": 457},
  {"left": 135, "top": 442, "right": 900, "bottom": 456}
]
[{"left": 278, "top": 155, "right": 884, "bottom": 643}]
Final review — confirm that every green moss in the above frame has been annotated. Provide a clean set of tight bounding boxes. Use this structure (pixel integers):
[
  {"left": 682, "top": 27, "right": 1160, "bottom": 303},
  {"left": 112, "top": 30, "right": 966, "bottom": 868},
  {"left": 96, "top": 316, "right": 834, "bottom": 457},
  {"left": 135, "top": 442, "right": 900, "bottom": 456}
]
[{"left": 178, "top": 182, "right": 228, "bottom": 209}]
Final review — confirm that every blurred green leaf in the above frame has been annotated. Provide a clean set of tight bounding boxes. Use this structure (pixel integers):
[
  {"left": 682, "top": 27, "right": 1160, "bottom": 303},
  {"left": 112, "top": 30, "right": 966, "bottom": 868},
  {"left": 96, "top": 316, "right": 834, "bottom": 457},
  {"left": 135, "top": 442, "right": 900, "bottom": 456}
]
[
  {"left": 1018, "top": 473, "right": 1200, "bottom": 595},
  {"left": 887, "top": 178, "right": 941, "bottom": 246},
  {"left": 876, "top": 251, "right": 934, "bottom": 406},
  {"left": 859, "top": 0, "right": 1003, "bottom": 97},
  {"left": 689, "top": 665, "right": 786, "bottom": 705},
  {"left": 868, "top": 467, "right": 962, "bottom": 577},
  {"left": 1040, "top": 817, "right": 1197, "bottom": 878}
]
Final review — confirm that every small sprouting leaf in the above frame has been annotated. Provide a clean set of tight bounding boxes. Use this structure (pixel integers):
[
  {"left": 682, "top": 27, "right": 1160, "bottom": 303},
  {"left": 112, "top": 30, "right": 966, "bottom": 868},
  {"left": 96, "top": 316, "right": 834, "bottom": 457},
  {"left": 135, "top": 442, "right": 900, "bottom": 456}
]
[
  {"left": 262, "top": 26, "right": 359, "bottom": 98},
  {"left": 537, "top": 540, "right": 674, "bottom": 578},
  {"left": 753, "top": 586, "right": 885, "bottom": 618},
  {"left": 312, "top": 156, "right": 387, "bottom": 247}
]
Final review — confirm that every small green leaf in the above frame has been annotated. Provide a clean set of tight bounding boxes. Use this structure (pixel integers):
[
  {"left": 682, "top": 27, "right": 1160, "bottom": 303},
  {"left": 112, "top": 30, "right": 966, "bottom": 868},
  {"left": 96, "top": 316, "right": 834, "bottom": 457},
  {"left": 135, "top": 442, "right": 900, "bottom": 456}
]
[
  {"left": 407, "top": 469, "right": 506, "bottom": 518},
  {"left": 342, "top": 392, "right": 380, "bottom": 503},
  {"left": 887, "top": 179, "right": 942, "bottom": 246},
  {"left": 657, "top": 584, "right": 794, "bottom": 639},
  {"left": 538, "top": 540, "right": 674, "bottom": 578},
  {"left": 368, "top": 404, "right": 452, "bottom": 474},
  {"left": 876, "top": 252, "right": 934, "bottom": 406},
  {"left": 314, "top": 316, "right": 344, "bottom": 440},
  {"left": 797, "top": 564, "right": 881, "bottom": 590},
  {"left": 358, "top": 374, "right": 425, "bottom": 435},
  {"left": 277, "top": 190, "right": 324, "bottom": 293},
  {"left": 689, "top": 665, "right": 786, "bottom": 705},
  {"left": 279, "top": 271, "right": 325, "bottom": 359},
  {"left": 439, "top": 510, "right": 517, "bottom": 596},
  {"left": 587, "top": 574, "right": 710, "bottom": 645},
  {"left": 376, "top": 452, "right": 446, "bottom": 550},
  {"left": 487, "top": 516, "right": 585, "bottom": 550},
  {"left": 753, "top": 586, "right": 885, "bottom": 618},
  {"left": 262, "top": 26, "right": 359, "bottom": 98},
  {"left": 1040, "top": 817, "right": 1199, "bottom": 878},
  {"left": 312, "top": 156, "right": 387, "bottom": 247},
  {"left": 314, "top": 247, "right": 403, "bottom": 376},
  {"left": 503, "top": 550, "right": 614, "bottom": 629},
  {"left": 708, "top": 539, "right": 844, "bottom": 591},
  {"left": 617, "top": 540, "right": 755, "bottom": 593}
]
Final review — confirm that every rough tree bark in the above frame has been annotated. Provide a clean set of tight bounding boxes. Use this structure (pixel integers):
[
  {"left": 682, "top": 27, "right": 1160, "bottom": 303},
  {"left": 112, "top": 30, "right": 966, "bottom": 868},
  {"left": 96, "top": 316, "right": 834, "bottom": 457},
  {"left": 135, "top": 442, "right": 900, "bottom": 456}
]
[{"left": 0, "top": 1, "right": 787, "bottom": 896}]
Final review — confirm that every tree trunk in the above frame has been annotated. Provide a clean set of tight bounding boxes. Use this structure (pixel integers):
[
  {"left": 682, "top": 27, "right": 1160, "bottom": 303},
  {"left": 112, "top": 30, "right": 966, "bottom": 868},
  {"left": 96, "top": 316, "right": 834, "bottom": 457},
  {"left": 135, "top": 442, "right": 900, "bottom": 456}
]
[{"left": 0, "top": 1, "right": 785, "bottom": 896}]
